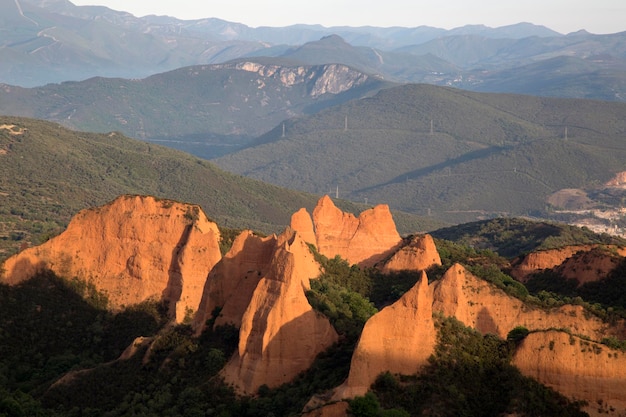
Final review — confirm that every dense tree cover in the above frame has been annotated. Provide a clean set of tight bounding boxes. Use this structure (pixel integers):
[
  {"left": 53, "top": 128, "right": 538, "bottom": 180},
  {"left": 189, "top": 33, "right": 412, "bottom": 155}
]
[
  {"left": 216, "top": 84, "right": 626, "bottom": 225},
  {"left": 2, "top": 117, "right": 429, "bottom": 260},
  {"left": 432, "top": 217, "right": 626, "bottom": 259}
]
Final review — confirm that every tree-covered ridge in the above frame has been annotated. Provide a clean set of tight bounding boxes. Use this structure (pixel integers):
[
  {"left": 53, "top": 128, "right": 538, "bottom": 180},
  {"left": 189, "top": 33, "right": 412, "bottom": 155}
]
[
  {"left": 214, "top": 83, "right": 626, "bottom": 224},
  {"left": 0, "top": 63, "right": 392, "bottom": 159},
  {"left": 0, "top": 116, "right": 432, "bottom": 259},
  {"left": 431, "top": 217, "right": 626, "bottom": 258}
]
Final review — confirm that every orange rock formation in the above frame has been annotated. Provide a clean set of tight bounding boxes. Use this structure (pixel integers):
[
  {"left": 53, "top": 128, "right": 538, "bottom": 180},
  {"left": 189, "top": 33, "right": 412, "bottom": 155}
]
[
  {"left": 219, "top": 228, "right": 338, "bottom": 394},
  {"left": 510, "top": 245, "right": 593, "bottom": 281},
  {"left": 291, "top": 195, "right": 402, "bottom": 267},
  {"left": 335, "top": 271, "right": 436, "bottom": 399},
  {"left": 513, "top": 330, "right": 626, "bottom": 417},
  {"left": 605, "top": 171, "right": 626, "bottom": 187},
  {"left": 556, "top": 246, "right": 625, "bottom": 286},
  {"left": 1, "top": 195, "right": 222, "bottom": 322},
  {"left": 193, "top": 231, "right": 280, "bottom": 333},
  {"left": 334, "top": 263, "right": 625, "bottom": 401},
  {"left": 380, "top": 234, "right": 441, "bottom": 273},
  {"left": 511, "top": 245, "right": 626, "bottom": 285}
]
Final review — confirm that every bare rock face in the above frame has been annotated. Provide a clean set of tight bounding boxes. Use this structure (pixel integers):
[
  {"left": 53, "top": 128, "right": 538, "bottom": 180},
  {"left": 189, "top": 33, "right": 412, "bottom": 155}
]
[
  {"left": 292, "top": 195, "right": 402, "bottom": 267},
  {"left": 380, "top": 234, "right": 441, "bottom": 273},
  {"left": 220, "top": 228, "right": 338, "bottom": 395},
  {"left": 290, "top": 208, "right": 316, "bottom": 245},
  {"left": 332, "top": 263, "right": 626, "bottom": 405},
  {"left": 433, "top": 263, "right": 623, "bottom": 341},
  {"left": 1, "top": 195, "right": 222, "bottom": 322},
  {"left": 510, "top": 246, "right": 593, "bottom": 282},
  {"left": 334, "top": 271, "right": 436, "bottom": 399},
  {"left": 513, "top": 330, "right": 626, "bottom": 417},
  {"left": 193, "top": 231, "right": 278, "bottom": 333},
  {"left": 605, "top": 171, "right": 626, "bottom": 187},
  {"left": 555, "top": 246, "right": 625, "bottom": 286},
  {"left": 511, "top": 245, "right": 626, "bottom": 285}
]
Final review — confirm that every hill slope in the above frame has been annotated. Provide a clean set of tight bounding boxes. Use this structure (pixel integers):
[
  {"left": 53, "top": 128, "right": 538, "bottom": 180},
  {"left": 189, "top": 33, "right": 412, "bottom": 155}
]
[
  {"left": 0, "top": 62, "right": 391, "bottom": 158},
  {"left": 213, "top": 84, "right": 626, "bottom": 224},
  {"left": 0, "top": 116, "right": 433, "bottom": 258}
]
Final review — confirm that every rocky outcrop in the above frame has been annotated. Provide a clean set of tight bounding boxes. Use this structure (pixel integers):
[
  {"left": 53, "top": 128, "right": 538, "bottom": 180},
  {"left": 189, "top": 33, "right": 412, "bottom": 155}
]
[
  {"left": 335, "top": 271, "right": 436, "bottom": 399},
  {"left": 605, "top": 171, "right": 626, "bottom": 187},
  {"left": 333, "top": 263, "right": 626, "bottom": 402},
  {"left": 219, "top": 228, "right": 338, "bottom": 394},
  {"left": 290, "top": 208, "right": 316, "bottom": 246},
  {"left": 511, "top": 245, "right": 626, "bottom": 284},
  {"left": 1, "top": 195, "right": 222, "bottom": 322},
  {"left": 432, "top": 264, "right": 622, "bottom": 341},
  {"left": 226, "top": 61, "right": 370, "bottom": 98},
  {"left": 513, "top": 330, "right": 626, "bottom": 417},
  {"left": 556, "top": 246, "right": 625, "bottom": 286},
  {"left": 510, "top": 246, "right": 593, "bottom": 281},
  {"left": 291, "top": 195, "right": 402, "bottom": 267},
  {"left": 379, "top": 234, "right": 441, "bottom": 273},
  {"left": 193, "top": 231, "right": 279, "bottom": 333}
]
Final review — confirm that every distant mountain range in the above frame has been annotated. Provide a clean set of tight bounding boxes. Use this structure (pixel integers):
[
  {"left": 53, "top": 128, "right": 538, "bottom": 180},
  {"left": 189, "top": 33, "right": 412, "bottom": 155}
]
[
  {"left": 2, "top": 0, "right": 625, "bottom": 102},
  {"left": 0, "top": 61, "right": 392, "bottom": 158},
  {"left": 3, "top": 0, "right": 626, "bottom": 230}
]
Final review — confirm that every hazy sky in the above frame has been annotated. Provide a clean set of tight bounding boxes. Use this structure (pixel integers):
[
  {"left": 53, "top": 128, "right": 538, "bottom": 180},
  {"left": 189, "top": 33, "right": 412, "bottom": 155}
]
[{"left": 70, "top": 0, "right": 625, "bottom": 35}]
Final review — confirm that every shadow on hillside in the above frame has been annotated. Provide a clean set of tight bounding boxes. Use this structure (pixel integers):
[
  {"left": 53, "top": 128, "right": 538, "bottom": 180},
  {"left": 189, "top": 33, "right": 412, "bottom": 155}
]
[
  {"left": 194, "top": 232, "right": 275, "bottom": 331},
  {"left": 163, "top": 223, "right": 194, "bottom": 319},
  {"left": 0, "top": 269, "right": 163, "bottom": 400},
  {"left": 355, "top": 145, "right": 506, "bottom": 193},
  {"left": 2, "top": 256, "right": 47, "bottom": 284}
]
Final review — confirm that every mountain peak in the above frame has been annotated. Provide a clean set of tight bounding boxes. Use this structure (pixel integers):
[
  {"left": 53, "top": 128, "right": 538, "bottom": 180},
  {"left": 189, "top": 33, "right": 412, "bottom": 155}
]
[{"left": 319, "top": 34, "right": 348, "bottom": 44}]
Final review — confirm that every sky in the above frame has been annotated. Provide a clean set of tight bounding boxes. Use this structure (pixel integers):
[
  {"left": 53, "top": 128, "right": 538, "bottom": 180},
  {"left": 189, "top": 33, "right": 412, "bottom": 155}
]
[{"left": 69, "top": 0, "right": 626, "bottom": 35}]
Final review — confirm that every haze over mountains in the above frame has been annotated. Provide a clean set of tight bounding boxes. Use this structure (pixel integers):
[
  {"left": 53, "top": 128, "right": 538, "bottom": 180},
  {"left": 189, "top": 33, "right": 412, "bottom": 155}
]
[
  {"left": 2, "top": 0, "right": 625, "bottom": 100},
  {"left": 3, "top": 0, "right": 626, "bottom": 229}
]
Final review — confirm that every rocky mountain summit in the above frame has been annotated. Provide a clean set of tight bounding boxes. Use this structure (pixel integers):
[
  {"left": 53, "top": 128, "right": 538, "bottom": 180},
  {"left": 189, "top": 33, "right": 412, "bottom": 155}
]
[{"left": 3, "top": 194, "right": 626, "bottom": 416}]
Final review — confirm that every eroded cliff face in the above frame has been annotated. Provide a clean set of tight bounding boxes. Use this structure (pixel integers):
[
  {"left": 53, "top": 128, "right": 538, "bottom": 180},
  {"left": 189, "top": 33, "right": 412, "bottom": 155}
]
[
  {"left": 1, "top": 195, "right": 222, "bottom": 322},
  {"left": 333, "top": 263, "right": 626, "bottom": 405},
  {"left": 510, "top": 245, "right": 593, "bottom": 281},
  {"left": 218, "top": 62, "right": 370, "bottom": 98},
  {"left": 432, "top": 264, "right": 623, "bottom": 341},
  {"left": 219, "top": 228, "right": 338, "bottom": 394},
  {"left": 555, "top": 246, "right": 626, "bottom": 286},
  {"left": 291, "top": 195, "right": 402, "bottom": 267},
  {"left": 510, "top": 245, "right": 626, "bottom": 285},
  {"left": 513, "top": 331, "right": 626, "bottom": 417},
  {"left": 193, "top": 231, "right": 279, "bottom": 333},
  {"left": 605, "top": 171, "right": 626, "bottom": 187},
  {"left": 335, "top": 271, "right": 436, "bottom": 399},
  {"left": 380, "top": 234, "right": 441, "bottom": 273}
]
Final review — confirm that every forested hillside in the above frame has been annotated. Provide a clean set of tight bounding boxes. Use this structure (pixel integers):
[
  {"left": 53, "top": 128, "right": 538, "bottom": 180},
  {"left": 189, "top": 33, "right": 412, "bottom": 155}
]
[
  {"left": 0, "top": 116, "right": 434, "bottom": 258},
  {"left": 215, "top": 83, "right": 626, "bottom": 224}
]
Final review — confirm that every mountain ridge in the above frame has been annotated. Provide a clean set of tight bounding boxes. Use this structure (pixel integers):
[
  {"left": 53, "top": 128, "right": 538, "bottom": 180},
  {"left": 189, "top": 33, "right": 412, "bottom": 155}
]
[{"left": 214, "top": 83, "right": 626, "bottom": 224}]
